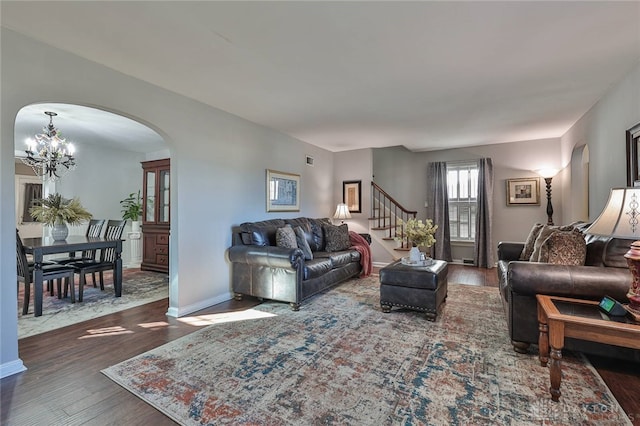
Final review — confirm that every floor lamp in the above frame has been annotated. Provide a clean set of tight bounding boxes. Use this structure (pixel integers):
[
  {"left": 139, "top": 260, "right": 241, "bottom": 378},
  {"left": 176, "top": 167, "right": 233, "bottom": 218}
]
[{"left": 537, "top": 169, "right": 558, "bottom": 225}]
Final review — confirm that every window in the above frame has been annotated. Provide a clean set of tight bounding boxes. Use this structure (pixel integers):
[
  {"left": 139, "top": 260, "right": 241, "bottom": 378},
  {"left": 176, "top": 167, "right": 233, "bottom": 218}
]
[{"left": 447, "top": 162, "right": 478, "bottom": 241}]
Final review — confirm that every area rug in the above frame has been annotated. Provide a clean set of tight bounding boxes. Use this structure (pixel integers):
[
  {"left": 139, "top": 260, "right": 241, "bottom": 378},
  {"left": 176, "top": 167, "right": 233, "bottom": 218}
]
[
  {"left": 103, "top": 277, "right": 630, "bottom": 425},
  {"left": 18, "top": 269, "right": 168, "bottom": 339}
]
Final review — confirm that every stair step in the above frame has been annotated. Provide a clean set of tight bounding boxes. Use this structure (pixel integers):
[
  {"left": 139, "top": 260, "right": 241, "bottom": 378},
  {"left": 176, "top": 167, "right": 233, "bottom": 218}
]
[
  {"left": 394, "top": 247, "right": 410, "bottom": 252},
  {"left": 371, "top": 226, "right": 393, "bottom": 231}
]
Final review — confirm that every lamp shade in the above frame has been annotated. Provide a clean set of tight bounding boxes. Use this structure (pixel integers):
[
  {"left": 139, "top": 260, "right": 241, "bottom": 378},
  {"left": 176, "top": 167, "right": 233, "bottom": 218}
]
[
  {"left": 333, "top": 203, "right": 351, "bottom": 221},
  {"left": 586, "top": 187, "right": 640, "bottom": 238},
  {"left": 536, "top": 168, "right": 558, "bottom": 179}
]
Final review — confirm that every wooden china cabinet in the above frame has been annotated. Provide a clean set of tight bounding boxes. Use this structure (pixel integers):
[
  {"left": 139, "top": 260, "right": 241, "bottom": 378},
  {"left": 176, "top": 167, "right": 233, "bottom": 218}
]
[{"left": 141, "top": 158, "right": 170, "bottom": 273}]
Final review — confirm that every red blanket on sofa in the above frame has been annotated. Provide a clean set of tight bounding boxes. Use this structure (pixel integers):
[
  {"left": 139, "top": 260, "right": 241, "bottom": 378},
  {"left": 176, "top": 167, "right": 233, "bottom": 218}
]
[{"left": 349, "top": 231, "right": 373, "bottom": 277}]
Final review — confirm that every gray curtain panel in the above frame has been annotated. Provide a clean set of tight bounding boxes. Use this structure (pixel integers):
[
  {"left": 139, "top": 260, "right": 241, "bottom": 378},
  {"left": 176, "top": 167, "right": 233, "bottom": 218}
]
[
  {"left": 22, "top": 183, "right": 42, "bottom": 223},
  {"left": 427, "top": 162, "right": 452, "bottom": 262},
  {"left": 474, "top": 158, "right": 494, "bottom": 268}
]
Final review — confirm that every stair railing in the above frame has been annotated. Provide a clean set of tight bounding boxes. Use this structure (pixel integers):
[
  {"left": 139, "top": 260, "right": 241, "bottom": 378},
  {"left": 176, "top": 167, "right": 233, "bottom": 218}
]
[{"left": 370, "top": 182, "right": 417, "bottom": 249}]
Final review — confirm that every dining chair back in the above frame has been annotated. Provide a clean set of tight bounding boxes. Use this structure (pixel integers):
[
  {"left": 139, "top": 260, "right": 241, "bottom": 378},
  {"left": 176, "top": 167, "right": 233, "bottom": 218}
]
[
  {"left": 16, "top": 229, "right": 76, "bottom": 315},
  {"left": 68, "top": 219, "right": 126, "bottom": 301},
  {"left": 100, "top": 220, "right": 126, "bottom": 263},
  {"left": 54, "top": 219, "right": 106, "bottom": 264}
]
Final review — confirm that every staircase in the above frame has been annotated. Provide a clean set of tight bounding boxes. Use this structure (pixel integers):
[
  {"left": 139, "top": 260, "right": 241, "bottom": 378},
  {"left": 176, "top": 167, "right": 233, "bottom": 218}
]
[{"left": 369, "top": 182, "right": 417, "bottom": 260}]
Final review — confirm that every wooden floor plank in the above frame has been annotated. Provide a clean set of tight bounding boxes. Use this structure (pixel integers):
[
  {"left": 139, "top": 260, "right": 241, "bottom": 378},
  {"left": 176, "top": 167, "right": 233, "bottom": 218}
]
[{"left": 2, "top": 265, "right": 638, "bottom": 425}]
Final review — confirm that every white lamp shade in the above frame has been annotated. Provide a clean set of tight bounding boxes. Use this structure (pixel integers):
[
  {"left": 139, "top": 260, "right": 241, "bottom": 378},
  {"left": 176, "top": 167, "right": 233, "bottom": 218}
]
[
  {"left": 536, "top": 168, "right": 558, "bottom": 179},
  {"left": 333, "top": 203, "right": 351, "bottom": 220},
  {"left": 586, "top": 187, "right": 640, "bottom": 238}
]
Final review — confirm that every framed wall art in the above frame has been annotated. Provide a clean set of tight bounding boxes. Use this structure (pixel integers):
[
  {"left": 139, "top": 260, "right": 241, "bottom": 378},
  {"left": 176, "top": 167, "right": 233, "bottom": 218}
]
[
  {"left": 266, "top": 169, "right": 300, "bottom": 212},
  {"left": 343, "top": 180, "right": 362, "bottom": 213},
  {"left": 626, "top": 121, "right": 640, "bottom": 186},
  {"left": 506, "top": 177, "right": 540, "bottom": 206}
]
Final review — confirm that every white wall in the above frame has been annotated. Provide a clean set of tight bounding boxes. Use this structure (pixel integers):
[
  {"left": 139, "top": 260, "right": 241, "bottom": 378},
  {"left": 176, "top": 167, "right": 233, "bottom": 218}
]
[
  {"left": 560, "top": 61, "right": 640, "bottom": 221},
  {"left": 334, "top": 148, "right": 372, "bottom": 233},
  {"left": 1, "top": 29, "right": 336, "bottom": 376},
  {"left": 373, "top": 138, "right": 564, "bottom": 261}
]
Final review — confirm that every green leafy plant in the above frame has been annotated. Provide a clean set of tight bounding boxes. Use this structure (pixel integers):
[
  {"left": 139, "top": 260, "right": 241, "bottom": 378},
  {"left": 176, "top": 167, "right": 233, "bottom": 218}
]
[
  {"left": 29, "top": 193, "right": 92, "bottom": 226},
  {"left": 395, "top": 218, "right": 438, "bottom": 247},
  {"left": 120, "top": 190, "right": 143, "bottom": 221}
]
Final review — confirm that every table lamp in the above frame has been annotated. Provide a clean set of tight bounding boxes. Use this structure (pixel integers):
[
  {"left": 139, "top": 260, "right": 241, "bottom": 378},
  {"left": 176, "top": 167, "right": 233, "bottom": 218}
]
[
  {"left": 586, "top": 187, "right": 640, "bottom": 315},
  {"left": 333, "top": 203, "right": 351, "bottom": 224}
]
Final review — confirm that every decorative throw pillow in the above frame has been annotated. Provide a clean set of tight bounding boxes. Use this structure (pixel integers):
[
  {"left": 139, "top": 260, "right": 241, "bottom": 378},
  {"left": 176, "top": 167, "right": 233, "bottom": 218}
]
[
  {"left": 275, "top": 225, "right": 298, "bottom": 249},
  {"left": 520, "top": 223, "right": 544, "bottom": 260},
  {"left": 529, "top": 224, "right": 573, "bottom": 262},
  {"left": 323, "top": 223, "right": 350, "bottom": 252},
  {"left": 294, "top": 226, "right": 313, "bottom": 260},
  {"left": 538, "top": 229, "right": 586, "bottom": 265}
]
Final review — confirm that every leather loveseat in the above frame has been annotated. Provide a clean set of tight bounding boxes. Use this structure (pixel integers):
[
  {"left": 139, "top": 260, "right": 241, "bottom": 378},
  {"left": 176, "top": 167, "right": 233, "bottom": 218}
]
[
  {"left": 497, "top": 223, "right": 640, "bottom": 362},
  {"left": 227, "top": 217, "right": 369, "bottom": 311}
]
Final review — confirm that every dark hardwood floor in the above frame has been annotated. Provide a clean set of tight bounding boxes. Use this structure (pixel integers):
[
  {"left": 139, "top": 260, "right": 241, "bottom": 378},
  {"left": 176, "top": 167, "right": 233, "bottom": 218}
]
[{"left": 2, "top": 265, "right": 639, "bottom": 425}]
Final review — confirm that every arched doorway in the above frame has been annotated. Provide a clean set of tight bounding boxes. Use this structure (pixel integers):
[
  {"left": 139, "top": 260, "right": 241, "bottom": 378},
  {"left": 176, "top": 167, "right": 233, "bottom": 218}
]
[
  {"left": 569, "top": 144, "right": 589, "bottom": 222},
  {"left": 13, "top": 102, "right": 171, "bottom": 330}
]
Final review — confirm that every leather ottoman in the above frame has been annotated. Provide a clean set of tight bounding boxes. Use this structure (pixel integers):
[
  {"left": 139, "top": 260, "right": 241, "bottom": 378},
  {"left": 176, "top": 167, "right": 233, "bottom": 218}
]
[{"left": 379, "top": 259, "right": 448, "bottom": 321}]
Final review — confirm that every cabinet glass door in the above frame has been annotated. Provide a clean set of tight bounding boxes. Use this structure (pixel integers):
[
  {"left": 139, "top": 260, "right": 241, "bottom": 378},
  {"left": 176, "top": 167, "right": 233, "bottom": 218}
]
[
  {"left": 159, "top": 169, "right": 170, "bottom": 223},
  {"left": 145, "top": 171, "right": 156, "bottom": 222}
]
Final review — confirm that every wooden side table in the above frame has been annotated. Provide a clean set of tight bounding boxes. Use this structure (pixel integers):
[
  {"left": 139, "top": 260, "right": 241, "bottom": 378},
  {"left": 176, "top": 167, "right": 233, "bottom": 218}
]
[{"left": 536, "top": 294, "right": 640, "bottom": 401}]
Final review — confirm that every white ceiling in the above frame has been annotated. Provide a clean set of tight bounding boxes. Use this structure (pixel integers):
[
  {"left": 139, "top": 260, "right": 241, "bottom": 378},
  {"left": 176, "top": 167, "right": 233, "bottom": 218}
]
[
  {"left": 3, "top": 1, "right": 640, "bottom": 153},
  {"left": 15, "top": 103, "right": 165, "bottom": 154}
]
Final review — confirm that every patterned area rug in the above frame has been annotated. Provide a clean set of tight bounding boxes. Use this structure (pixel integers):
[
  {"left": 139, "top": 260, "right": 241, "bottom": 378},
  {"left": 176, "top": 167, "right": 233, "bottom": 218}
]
[
  {"left": 103, "top": 277, "right": 629, "bottom": 425},
  {"left": 18, "top": 269, "right": 168, "bottom": 339}
]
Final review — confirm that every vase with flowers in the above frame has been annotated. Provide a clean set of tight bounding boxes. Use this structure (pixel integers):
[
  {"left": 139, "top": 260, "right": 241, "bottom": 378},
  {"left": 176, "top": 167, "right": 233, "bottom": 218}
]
[
  {"left": 29, "top": 193, "right": 93, "bottom": 241},
  {"left": 396, "top": 218, "right": 438, "bottom": 263}
]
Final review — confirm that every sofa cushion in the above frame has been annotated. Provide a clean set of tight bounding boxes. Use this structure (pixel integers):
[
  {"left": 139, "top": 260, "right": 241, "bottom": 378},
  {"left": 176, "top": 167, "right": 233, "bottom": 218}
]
[
  {"left": 286, "top": 219, "right": 314, "bottom": 249},
  {"left": 294, "top": 226, "right": 313, "bottom": 260},
  {"left": 327, "top": 250, "right": 356, "bottom": 268},
  {"left": 323, "top": 223, "right": 351, "bottom": 252},
  {"left": 240, "top": 219, "right": 286, "bottom": 246},
  {"left": 538, "top": 229, "right": 586, "bottom": 265},
  {"left": 308, "top": 218, "right": 331, "bottom": 251},
  {"left": 519, "top": 223, "right": 544, "bottom": 260},
  {"left": 241, "top": 224, "right": 284, "bottom": 246},
  {"left": 603, "top": 238, "right": 635, "bottom": 268},
  {"left": 302, "top": 258, "right": 332, "bottom": 280},
  {"left": 529, "top": 224, "right": 573, "bottom": 262},
  {"left": 276, "top": 225, "right": 298, "bottom": 249}
]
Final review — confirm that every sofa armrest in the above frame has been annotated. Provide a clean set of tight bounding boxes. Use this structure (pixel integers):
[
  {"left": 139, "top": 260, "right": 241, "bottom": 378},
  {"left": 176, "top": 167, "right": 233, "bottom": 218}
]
[
  {"left": 508, "top": 261, "right": 631, "bottom": 300},
  {"left": 227, "top": 245, "right": 304, "bottom": 269},
  {"left": 497, "top": 241, "right": 524, "bottom": 261},
  {"left": 359, "top": 233, "right": 372, "bottom": 245}
]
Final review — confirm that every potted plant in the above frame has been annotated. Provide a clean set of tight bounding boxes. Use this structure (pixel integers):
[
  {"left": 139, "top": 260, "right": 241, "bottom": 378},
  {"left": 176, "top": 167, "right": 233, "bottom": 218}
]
[
  {"left": 120, "top": 190, "right": 143, "bottom": 232},
  {"left": 30, "top": 193, "right": 93, "bottom": 241}
]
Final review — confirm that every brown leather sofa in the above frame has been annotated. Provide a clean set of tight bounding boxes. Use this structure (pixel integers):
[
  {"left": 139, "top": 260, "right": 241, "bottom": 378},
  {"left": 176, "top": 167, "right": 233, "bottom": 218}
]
[
  {"left": 497, "top": 226, "right": 640, "bottom": 362},
  {"left": 227, "top": 217, "right": 369, "bottom": 311}
]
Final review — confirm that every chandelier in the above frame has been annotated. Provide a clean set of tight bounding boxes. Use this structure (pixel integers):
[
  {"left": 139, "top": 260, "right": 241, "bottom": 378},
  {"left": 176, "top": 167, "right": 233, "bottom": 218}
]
[{"left": 22, "top": 111, "right": 76, "bottom": 180}]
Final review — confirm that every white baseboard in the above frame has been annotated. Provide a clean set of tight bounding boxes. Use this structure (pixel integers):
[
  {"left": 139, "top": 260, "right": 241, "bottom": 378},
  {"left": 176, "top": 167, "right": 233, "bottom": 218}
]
[
  {"left": 0, "top": 359, "right": 27, "bottom": 379},
  {"left": 166, "top": 292, "right": 234, "bottom": 318}
]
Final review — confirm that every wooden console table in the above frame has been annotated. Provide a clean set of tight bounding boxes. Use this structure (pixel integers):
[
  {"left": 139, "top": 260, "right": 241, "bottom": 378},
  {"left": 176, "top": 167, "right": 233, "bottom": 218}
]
[{"left": 536, "top": 294, "right": 640, "bottom": 401}]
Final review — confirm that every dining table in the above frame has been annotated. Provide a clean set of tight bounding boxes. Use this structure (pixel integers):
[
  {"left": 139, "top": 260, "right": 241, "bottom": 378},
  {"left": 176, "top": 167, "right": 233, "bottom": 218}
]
[{"left": 21, "top": 235, "right": 123, "bottom": 317}]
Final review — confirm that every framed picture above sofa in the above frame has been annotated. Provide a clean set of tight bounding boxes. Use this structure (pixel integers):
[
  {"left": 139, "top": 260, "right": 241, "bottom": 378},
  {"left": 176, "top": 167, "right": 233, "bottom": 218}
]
[
  {"left": 506, "top": 177, "right": 540, "bottom": 206},
  {"left": 343, "top": 180, "right": 362, "bottom": 213},
  {"left": 267, "top": 169, "right": 300, "bottom": 212}
]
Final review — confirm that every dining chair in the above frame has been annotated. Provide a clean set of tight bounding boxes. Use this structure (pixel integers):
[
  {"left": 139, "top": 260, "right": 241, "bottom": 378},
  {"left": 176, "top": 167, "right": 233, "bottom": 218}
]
[
  {"left": 55, "top": 219, "right": 106, "bottom": 262},
  {"left": 17, "top": 229, "right": 58, "bottom": 295},
  {"left": 16, "top": 230, "right": 76, "bottom": 315},
  {"left": 54, "top": 219, "right": 105, "bottom": 287},
  {"left": 68, "top": 220, "right": 126, "bottom": 302}
]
